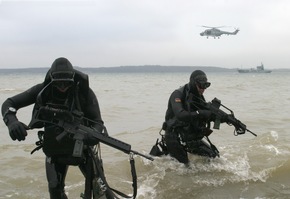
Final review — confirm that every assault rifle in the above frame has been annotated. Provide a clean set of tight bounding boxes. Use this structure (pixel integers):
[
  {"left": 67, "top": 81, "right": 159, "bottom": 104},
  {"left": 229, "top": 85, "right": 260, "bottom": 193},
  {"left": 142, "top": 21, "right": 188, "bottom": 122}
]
[
  {"left": 201, "top": 98, "right": 257, "bottom": 137},
  {"left": 29, "top": 106, "right": 154, "bottom": 160}
]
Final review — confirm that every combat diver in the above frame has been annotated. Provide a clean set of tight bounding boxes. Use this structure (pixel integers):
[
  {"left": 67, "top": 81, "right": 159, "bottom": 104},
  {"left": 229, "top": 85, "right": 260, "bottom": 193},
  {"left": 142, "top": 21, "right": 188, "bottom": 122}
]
[
  {"left": 1, "top": 57, "right": 115, "bottom": 199},
  {"left": 150, "top": 70, "right": 222, "bottom": 164}
]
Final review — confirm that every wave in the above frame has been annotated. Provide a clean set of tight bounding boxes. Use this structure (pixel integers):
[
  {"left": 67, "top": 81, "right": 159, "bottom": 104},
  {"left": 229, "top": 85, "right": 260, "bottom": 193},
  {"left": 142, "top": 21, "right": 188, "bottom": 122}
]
[
  {"left": 134, "top": 130, "right": 290, "bottom": 198},
  {"left": 0, "top": 88, "right": 16, "bottom": 92}
]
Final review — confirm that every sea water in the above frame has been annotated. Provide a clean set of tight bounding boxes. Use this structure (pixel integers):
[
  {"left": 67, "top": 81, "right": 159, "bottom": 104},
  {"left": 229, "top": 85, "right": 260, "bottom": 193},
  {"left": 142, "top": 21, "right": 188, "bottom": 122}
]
[{"left": 0, "top": 71, "right": 289, "bottom": 199}]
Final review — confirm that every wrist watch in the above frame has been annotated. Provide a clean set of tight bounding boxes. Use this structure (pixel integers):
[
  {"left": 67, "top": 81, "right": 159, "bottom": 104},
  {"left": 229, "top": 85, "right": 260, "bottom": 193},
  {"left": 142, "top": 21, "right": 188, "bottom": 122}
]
[
  {"left": 6, "top": 107, "right": 17, "bottom": 114},
  {"left": 3, "top": 107, "right": 17, "bottom": 125}
]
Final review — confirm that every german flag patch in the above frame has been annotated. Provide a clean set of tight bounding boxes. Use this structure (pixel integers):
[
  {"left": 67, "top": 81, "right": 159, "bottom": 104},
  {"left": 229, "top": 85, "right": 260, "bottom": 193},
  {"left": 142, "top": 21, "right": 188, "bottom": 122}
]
[{"left": 175, "top": 98, "right": 181, "bottom": 103}]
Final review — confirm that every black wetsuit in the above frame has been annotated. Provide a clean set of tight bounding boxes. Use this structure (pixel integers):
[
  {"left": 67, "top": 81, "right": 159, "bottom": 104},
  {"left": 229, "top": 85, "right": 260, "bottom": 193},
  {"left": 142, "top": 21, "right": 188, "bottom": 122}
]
[
  {"left": 164, "top": 83, "right": 218, "bottom": 164},
  {"left": 1, "top": 70, "right": 106, "bottom": 199}
]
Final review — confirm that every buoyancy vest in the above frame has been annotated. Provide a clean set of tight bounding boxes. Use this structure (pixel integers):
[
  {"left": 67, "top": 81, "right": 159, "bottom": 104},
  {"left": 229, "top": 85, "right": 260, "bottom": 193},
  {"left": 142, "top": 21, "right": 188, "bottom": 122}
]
[
  {"left": 29, "top": 69, "right": 90, "bottom": 157},
  {"left": 165, "top": 84, "right": 208, "bottom": 141}
]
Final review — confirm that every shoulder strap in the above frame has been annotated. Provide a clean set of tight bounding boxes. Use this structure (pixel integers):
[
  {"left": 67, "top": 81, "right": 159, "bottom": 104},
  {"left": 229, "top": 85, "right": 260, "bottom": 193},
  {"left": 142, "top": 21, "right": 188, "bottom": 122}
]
[{"left": 89, "top": 147, "right": 138, "bottom": 199}]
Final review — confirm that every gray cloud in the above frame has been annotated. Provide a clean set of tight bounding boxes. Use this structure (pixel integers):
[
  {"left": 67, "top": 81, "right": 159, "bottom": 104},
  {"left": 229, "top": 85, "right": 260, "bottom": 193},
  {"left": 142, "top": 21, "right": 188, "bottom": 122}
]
[{"left": 0, "top": 0, "right": 290, "bottom": 69}]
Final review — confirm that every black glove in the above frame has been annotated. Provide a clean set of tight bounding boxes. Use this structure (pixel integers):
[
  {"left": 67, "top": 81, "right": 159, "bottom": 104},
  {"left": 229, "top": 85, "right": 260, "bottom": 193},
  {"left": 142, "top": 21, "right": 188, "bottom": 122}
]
[
  {"left": 220, "top": 114, "right": 230, "bottom": 123},
  {"left": 6, "top": 115, "right": 28, "bottom": 141},
  {"left": 197, "top": 110, "right": 212, "bottom": 119},
  {"left": 83, "top": 132, "right": 99, "bottom": 146}
]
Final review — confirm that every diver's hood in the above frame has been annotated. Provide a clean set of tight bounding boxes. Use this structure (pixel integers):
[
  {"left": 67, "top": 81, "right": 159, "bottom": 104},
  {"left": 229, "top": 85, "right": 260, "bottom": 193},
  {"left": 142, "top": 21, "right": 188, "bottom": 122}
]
[
  {"left": 189, "top": 70, "right": 210, "bottom": 91},
  {"left": 44, "top": 57, "right": 75, "bottom": 85}
]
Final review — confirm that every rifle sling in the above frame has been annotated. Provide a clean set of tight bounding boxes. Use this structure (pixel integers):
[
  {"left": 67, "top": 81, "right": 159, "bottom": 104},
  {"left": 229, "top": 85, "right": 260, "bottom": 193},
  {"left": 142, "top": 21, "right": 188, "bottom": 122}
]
[
  {"left": 205, "top": 136, "right": 217, "bottom": 152},
  {"left": 91, "top": 148, "right": 137, "bottom": 199}
]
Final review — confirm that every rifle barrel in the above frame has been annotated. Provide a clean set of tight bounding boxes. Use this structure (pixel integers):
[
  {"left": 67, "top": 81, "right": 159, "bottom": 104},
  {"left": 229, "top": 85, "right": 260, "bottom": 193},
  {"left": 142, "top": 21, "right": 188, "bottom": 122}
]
[
  {"left": 131, "top": 150, "right": 154, "bottom": 161},
  {"left": 247, "top": 129, "right": 257, "bottom": 137}
]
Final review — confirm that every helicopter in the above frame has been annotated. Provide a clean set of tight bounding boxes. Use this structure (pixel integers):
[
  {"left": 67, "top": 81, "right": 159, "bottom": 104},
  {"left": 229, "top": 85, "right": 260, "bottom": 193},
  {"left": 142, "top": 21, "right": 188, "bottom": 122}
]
[{"left": 200, "top": 26, "right": 239, "bottom": 39}]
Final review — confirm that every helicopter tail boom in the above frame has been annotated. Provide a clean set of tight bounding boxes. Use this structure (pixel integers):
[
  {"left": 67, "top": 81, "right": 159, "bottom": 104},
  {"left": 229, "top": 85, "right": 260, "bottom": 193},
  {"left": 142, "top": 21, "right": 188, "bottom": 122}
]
[{"left": 228, "top": 29, "right": 239, "bottom": 35}]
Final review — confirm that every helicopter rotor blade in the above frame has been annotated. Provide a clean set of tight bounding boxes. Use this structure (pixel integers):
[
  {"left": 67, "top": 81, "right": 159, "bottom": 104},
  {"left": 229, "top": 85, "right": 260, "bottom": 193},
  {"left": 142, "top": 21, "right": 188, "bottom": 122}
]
[{"left": 201, "top": 25, "right": 226, "bottom": 29}]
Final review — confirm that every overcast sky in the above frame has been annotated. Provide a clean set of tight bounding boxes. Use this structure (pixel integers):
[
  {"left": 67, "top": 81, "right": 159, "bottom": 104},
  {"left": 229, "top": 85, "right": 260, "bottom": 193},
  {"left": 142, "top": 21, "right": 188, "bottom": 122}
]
[{"left": 0, "top": 0, "right": 290, "bottom": 69}]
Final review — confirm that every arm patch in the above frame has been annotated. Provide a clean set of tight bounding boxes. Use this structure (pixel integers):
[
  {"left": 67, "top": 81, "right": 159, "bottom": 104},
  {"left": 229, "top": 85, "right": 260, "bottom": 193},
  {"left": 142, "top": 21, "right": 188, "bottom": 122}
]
[{"left": 175, "top": 98, "right": 181, "bottom": 103}]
